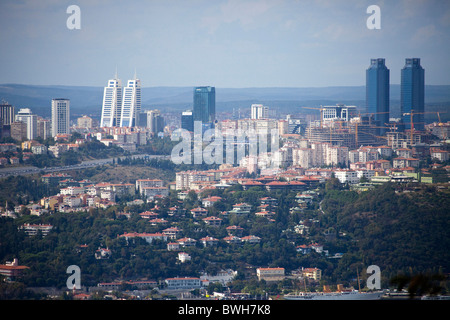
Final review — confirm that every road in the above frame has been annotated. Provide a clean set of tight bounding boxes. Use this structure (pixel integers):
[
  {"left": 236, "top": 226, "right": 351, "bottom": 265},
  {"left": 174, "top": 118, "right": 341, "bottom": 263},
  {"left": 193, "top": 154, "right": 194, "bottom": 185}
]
[{"left": 0, "top": 154, "right": 170, "bottom": 178}]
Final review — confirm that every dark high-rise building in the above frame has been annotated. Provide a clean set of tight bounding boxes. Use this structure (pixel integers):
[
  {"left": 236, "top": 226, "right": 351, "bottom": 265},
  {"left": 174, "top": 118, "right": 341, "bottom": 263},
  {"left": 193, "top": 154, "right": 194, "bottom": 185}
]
[
  {"left": 366, "top": 58, "right": 390, "bottom": 135},
  {"left": 181, "top": 110, "right": 194, "bottom": 132},
  {"left": 0, "top": 102, "right": 15, "bottom": 126},
  {"left": 193, "top": 86, "right": 215, "bottom": 131},
  {"left": 147, "top": 109, "right": 164, "bottom": 135},
  {"left": 401, "top": 58, "right": 425, "bottom": 131}
]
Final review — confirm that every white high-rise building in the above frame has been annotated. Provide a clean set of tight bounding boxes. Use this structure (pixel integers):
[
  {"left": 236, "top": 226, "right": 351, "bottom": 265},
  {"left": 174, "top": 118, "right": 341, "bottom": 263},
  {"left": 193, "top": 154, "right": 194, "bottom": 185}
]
[
  {"left": 251, "top": 104, "right": 268, "bottom": 120},
  {"left": 120, "top": 76, "right": 141, "bottom": 127},
  {"left": 100, "top": 74, "right": 123, "bottom": 127},
  {"left": 15, "top": 108, "right": 37, "bottom": 140},
  {"left": 51, "top": 99, "right": 70, "bottom": 137}
]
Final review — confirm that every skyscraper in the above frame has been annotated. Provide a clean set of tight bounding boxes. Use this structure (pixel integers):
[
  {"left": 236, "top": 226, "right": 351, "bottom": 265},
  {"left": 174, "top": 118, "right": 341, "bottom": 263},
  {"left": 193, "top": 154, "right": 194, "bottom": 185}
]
[
  {"left": 120, "top": 76, "right": 141, "bottom": 127},
  {"left": 401, "top": 58, "right": 425, "bottom": 131},
  {"left": 100, "top": 74, "right": 122, "bottom": 127},
  {"left": 181, "top": 110, "right": 194, "bottom": 132},
  {"left": 193, "top": 86, "right": 215, "bottom": 131},
  {"left": 147, "top": 109, "right": 165, "bottom": 135},
  {"left": 15, "top": 108, "right": 37, "bottom": 140},
  {"left": 51, "top": 98, "right": 70, "bottom": 137},
  {"left": 0, "top": 102, "right": 15, "bottom": 126},
  {"left": 251, "top": 104, "right": 269, "bottom": 120},
  {"left": 37, "top": 117, "right": 51, "bottom": 140},
  {"left": 366, "top": 58, "right": 390, "bottom": 134}
]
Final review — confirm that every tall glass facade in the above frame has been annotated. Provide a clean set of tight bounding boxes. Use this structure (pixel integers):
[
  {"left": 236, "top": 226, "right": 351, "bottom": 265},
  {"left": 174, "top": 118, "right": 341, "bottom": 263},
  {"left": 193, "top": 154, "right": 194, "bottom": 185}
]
[
  {"left": 401, "top": 58, "right": 425, "bottom": 131},
  {"left": 366, "top": 58, "right": 389, "bottom": 135},
  {"left": 193, "top": 86, "right": 215, "bottom": 131},
  {"left": 181, "top": 110, "right": 194, "bottom": 132},
  {"left": 120, "top": 78, "right": 141, "bottom": 127},
  {"left": 100, "top": 77, "right": 122, "bottom": 127}
]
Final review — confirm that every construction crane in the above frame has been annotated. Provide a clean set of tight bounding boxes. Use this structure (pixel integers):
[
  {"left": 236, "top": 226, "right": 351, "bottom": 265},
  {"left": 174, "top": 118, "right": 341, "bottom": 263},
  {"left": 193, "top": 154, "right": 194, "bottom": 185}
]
[
  {"left": 351, "top": 112, "right": 389, "bottom": 146},
  {"left": 356, "top": 111, "right": 390, "bottom": 126},
  {"left": 302, "top": 106, "right": 325, "bottom": 128},
  {"left": 402, "top": 110, "right": 447, "bottom": 145}
]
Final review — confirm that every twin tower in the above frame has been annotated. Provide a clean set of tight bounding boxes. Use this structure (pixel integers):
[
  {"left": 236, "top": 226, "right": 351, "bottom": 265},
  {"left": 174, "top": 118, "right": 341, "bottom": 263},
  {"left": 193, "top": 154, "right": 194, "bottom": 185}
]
[
  {"left": 100, "top": 72, "right": 141, "bottom": 128},
  {"left": 366, "top": 58, "right": 425, "bottom": 134}
]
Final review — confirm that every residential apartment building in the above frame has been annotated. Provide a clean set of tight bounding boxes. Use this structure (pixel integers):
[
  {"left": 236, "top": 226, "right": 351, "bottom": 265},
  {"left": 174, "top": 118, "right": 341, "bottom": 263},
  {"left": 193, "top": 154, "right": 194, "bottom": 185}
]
[
  {"left": 302, "top": 267, "right": 322, "bottom": 281},
  {"left": 333, "top": 169, "right": 359, "bottom": 184}
]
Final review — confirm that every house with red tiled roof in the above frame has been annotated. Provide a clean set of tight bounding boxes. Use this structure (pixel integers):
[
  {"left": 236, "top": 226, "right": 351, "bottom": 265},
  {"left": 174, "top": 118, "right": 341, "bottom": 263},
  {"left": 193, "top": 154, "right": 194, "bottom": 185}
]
[
  {"left": 241, "top": 235, "right": 261, "bottom": 244},
  {"left": 177, "top": 237, "right": 197, "bottom": 247},
  {"left": 201, "top": 196, "right": 222, "bottom": 207},
  {"left": 223, "top": 235, "right": 242, "bottom": 244},
  {"left": 119, "top": 232, "right": 167, "bottom": 244},
  {"left": 241, "top": 180, "right": 264, "bottom": 190},
  {"left": 190, "top": 207, "right": 208, "bottom": 218},
  {"left": 265, "top": 180, "right": 306, "bottom": 191},
  {"left": 202, "top": 216, "right": 222, "bottom": 227},
  {"left": 200, "top": 236, "right": 219, "bottom": 247},
  {"left": 229, "top": 203, "right": 252, "bottom": 215},
  {"left": 226, "top": 225, "right": 244, "bottom": 236},
  {"left": 255, "top": 211, "right": 275, "bottom": 219},
  {"left": 163, "top": 227, "right": 182, "bottom": 239},
  {"left": 139, "top": 211, "right": 158, "bottom": 219},
  {"left": 0, "top": 259, "right": 29, "bottom": 280}
]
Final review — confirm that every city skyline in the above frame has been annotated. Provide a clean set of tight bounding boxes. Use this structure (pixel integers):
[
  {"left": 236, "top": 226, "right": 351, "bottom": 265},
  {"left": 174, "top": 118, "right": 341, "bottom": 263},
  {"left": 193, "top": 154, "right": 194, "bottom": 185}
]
[{"left": 0, "top": 1, "right": 449, "bottom": 88}]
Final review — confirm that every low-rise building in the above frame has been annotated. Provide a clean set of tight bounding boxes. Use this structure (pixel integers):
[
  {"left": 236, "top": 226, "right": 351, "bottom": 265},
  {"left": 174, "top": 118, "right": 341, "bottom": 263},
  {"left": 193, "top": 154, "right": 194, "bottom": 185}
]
[
  {"left": 200, "top": 236, "right": 219, "bottom": 247},
  {"left": 190, "top": 207, "right": 208, "bottom": 218},
  {"left": 0, "top": 259, "right": 29, "bottom": 281},
  {"left": 177, "top": 252, "right": 191, "bottom": 263},
  {"left": 19, "top": 223, "right": 53, "bottom": 236},
  {"left": 119, "top": 232, "right": 168, "bottom": 244},
  {"left": 165, "top": 277, "right": 202, "bottom": 290},
  {"left": 177, "top": 237, "right": 197, "bottom": 247},
  {"left": 302, "top": 267, "right": 322, "bottom": 281},
  {"left": 202, "top": 216, "right": 222, "bottom": 227},
  {"left": 256, "top": 267, "right": 285, "bottom": 282}
]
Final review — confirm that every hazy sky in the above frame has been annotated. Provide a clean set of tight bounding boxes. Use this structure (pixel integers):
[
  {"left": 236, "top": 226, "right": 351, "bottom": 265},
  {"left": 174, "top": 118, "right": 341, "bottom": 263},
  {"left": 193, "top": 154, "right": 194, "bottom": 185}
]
[{"left": 1, "top": 0, "right": 449, "bottom": 88}]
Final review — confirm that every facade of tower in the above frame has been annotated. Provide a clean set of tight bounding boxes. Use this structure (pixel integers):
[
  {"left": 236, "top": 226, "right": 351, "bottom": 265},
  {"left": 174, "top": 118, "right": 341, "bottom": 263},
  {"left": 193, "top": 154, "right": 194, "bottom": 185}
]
[
  {"left": 251, "top": 104, "right": 269, "bottom": 120},
  {"left": 0, "top": 102, "right": 15, "bottom": 126},
  {"left": 401, "top": 58, "right": 425, "bottom": 131},
  {"left": 193, "top": 86, "right": 215, "bottom": 130},
  {"left": 120, "top": 78, "right": 141, "bottom": 127},
  {"left": 100, "top": 77, "right": 122, "bottom": 127},
  {"left": 181, "top": 110, "right": 194, "bottom": 132},
  {"left": 51, "top": 98, "right": 70, "bottom": 137},
  {"left": 147, "top": 109, "right": 165, "bottom": 135},
  {"left": 366, "top": 58, "right": 390, "bottom": 134},
  {"left": 15, "top": 108, "right": 37, "bottom": 140}
]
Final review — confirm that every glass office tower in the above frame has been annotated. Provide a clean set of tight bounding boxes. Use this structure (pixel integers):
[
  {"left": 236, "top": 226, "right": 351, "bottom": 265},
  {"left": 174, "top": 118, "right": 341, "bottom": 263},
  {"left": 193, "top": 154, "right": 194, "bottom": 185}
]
[
  {"left": 181, "top": 110, "right": 194, "bottom": 132},
  {"left": 193, "top": 86, "right": 215, "bottom": 131},
  {"left": 401, "top": 58, "right": 425, "bottom": 131},
  {"left": 100, "top": 75, "right": 122, "bottom": 127},
  {"left": 120, "top": 77, "right": 141, "bottom": 127},
  {"left": 366, "top": 58, "right": 390, "bottom": 135}
]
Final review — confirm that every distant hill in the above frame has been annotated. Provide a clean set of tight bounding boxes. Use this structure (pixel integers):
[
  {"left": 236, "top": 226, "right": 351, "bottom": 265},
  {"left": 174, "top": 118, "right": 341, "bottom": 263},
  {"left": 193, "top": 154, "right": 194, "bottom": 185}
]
[{"left": 1, "top": 83, "right": 449, "bottom": 121}]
